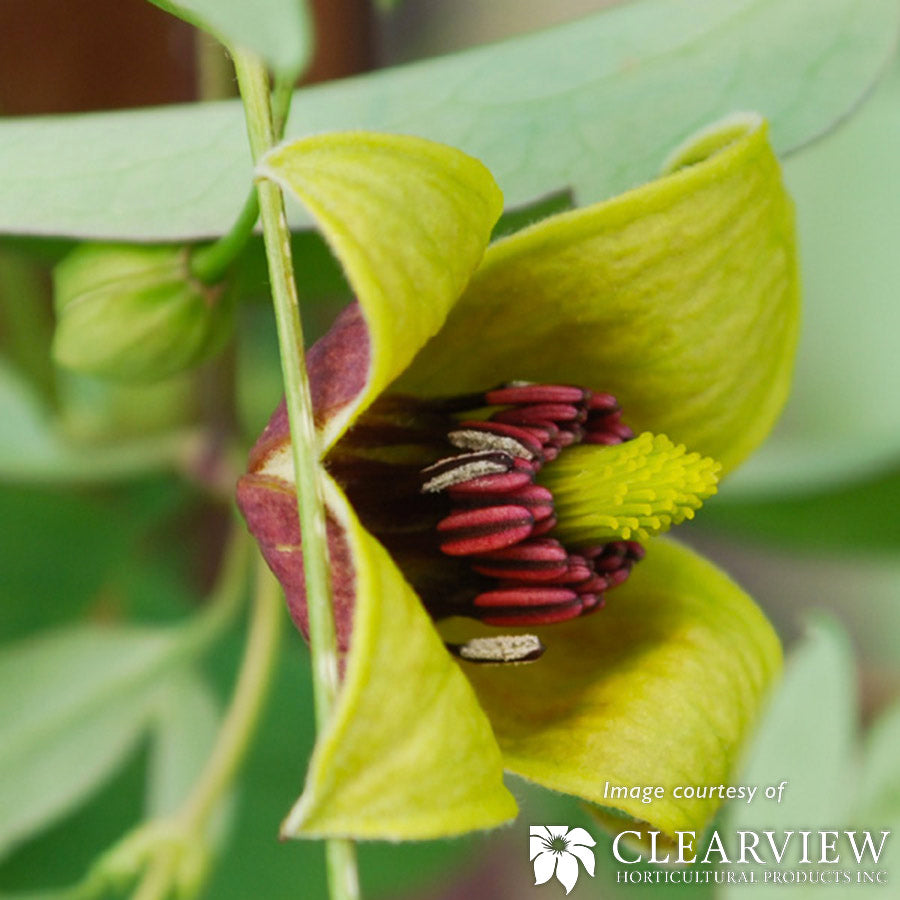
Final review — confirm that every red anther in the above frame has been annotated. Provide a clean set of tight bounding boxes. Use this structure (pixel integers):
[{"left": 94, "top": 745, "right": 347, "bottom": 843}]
[
  {"left": 587, "top": 392, "right": 620, "bottom": 412},
  {"left": 624, "top": 541, "right": 645, "bottom": 561},
  {"left": 592, "top": 553, "right": 627, "bottom": 573},
  {"left": 437, "top": 505, "right": 534, "bottom": 556},
  {"left": 450, "top": 420, "right": 545, "bottom": 459},
  {"left": 584, "top": 542, "right": 634, "bottom": 571},
  {"left": 538, "top": 421, "right": 561, "bottom": 441},
  {"left": 415, "top": 381, "right": 645, "bottom": 631},
  {"left": 553, "top": 424, "right": 585, "bottom": 447},
  {"left": 471, "top": 539, "right": 569, "bottom": 581},
  {"left": 448, "top": 484, "right": 553, "bottom": 520},
  {"left": 445, "top": 469, "right": 534, "bottom": 494},
  {"left": 583, "top": 431, "right": 622, "bottom": 446},
  {"left": 556, "top": 555, "right": 593, "bottom": 584},
  {"left": 584, "top": 415, "right": 634, "bottom": 445},
  {"left": 505, "top": 484, "right": 555, "bottom": 521},
  {"left": 511, "top": 455, "right": 542, "bottom": 475},
  {"left": 474, "top": 586, "right": 579, "bottom": 608},
  {"left": 576, "top": 574, "right": 610, "bottom": 593},
  {"left": 581, "top": 542, "right": 622, "bottom": 560},
  {"left": 485, "top": 384, "right": 589, "bottom": 406},
  {"left": 606, "top": 568, "right": 632, "bottom": 588},
  {"left": 492, "top": 403, "right": 585, "bottom": 426},
  {"left": 480, "top": 416, "right": 558, "bottom": 446},
  {"left": 479, "top": 600, "right": 585, "bottom": 626},
  {"left": 588, "top": 407, "right": 621, "bottom": 423},
  {"left": 529, "top": 515, "right": 557, "bottom": 537}
]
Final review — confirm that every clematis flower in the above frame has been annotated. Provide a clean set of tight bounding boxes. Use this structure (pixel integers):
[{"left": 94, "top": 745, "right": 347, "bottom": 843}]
[{"left": 237, "top": 117, "right": 798, "bottom": 842}]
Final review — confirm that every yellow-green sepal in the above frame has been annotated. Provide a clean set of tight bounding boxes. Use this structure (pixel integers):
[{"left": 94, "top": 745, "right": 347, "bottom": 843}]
[
  {"left": 445, "top": 539, "right": 781, "bottom": 837},
  {"left": 257, "top": 132, "right": 503, "bottom": 450},
  {"left": 281, "top": 475, "right": 517, "bottom": 840},
  {"left": 399, "top": 114, "right": 799, "bottom": 474}
]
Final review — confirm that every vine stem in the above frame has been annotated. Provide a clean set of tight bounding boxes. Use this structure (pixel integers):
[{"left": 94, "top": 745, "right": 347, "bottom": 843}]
[
  {"left": 120, "top": 553, "right": 283, "bottom": 900},
  {"left": 191, "top": 70, "right": 297, "bottom": 286},
  {"left": 179, "top": 555, "right": 284, "bottom": 833},
  {"left": 230, "top": 48, "right": 360, "bottom": 900}
]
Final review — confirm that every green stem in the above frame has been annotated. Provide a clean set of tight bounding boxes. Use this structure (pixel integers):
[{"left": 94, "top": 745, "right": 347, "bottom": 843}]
[
  {"left": 65, "top": 524, "right": 257, "bottom": 900},
  {"left": 230, "top": 48, "right": 359, "bottom": 900},
  {"left": 180, "top": 557, "right": 283, "bottom": 831},
  {"left": 230, "top": 45, "right": 338, "bottom": 759},
  {"left": 130, "top": 853, "right": 176, "bottom": 900},
  {"left": 190, "top": 71, "right": 296, "bottom": 285},
  {"left": 271, "top": 71, "right": 297, "bottom": 140},
  {"left": 190, "top": 190, "right": 260, "bottom": 284}
]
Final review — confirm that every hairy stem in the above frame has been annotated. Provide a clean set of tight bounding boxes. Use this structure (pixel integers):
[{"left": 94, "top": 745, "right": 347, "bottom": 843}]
[
  {"left": 230, "top": 47, "right": 359, "bottom": 900},
  {"left": 191, "top": 71, "right": 296, "bottom": 285}
]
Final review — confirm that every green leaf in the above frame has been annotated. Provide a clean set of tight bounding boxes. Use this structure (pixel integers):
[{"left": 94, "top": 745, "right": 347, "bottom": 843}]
[
  {"left": 0, "top": 890, "right": 73, "bottom": 899},
  {"left": 145, "top": 669, "right": 222, "bottom": 818},
  {"left": 445, "top": 539, "right": 781, "bottom": 837},
  {"left": 700, "top": 465, "right": 900, "bottom": 553},
  {"left": 0, "top": 624, "right": 194, "bottom": 860},
  {"left": 258, "top": 131, "right": 502, "bottom": 449},
  {"left": 0, "top": 358, "right": 190, "bottom": 482},
  {"left": 146, "top": 0, "right": 312, "bottom": 76},
  {"left": 0, "top": 249, "right": 55, "bottom": 403},
  {"left": 0, "top": 747, "right": 147, "bottom": 897},
  {"left": 400, "top": 116, "right": 799, "bottom": 474},
  {"left": 1, "top": 0, "right": 895, "bottom": 239},
  {"left": 0, "top": 477, "right": 184, "bottom": 641},
  {"left": 724, "top": 55, "right": 900, "bottom": 495},
  {"left": 727, "top": 618, "right": 855, "bottom": 836},
  {"left": 280, "top": 476, "right": 517, "bottom": 839},
  {"left": 693, "top": 534, "right": 900, "bottom": 670},
  {"left": 720, "top": 618, "right": 895, "bottom": 898},
  {"left": 858, "top": 699, "right": 900, "bottom": 824}
]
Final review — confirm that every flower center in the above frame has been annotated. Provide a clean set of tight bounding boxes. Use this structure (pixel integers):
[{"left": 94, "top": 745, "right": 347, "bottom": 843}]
[
  {"left": 325, "top": 380, "right": 719, "bottom": 663},
  {"left": 417, "top": 382, "right": 645, "bottom": 627}
]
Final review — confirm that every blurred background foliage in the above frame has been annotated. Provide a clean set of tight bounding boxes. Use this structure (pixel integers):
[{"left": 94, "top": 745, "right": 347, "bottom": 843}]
[{"left": 0, "top": 1, "right": 898, "bottom": 898}]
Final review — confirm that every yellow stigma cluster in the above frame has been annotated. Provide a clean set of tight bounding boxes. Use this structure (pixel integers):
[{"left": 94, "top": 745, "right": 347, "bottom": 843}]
[{"left": 538, "top": 432, "right": 721, "bottom": 544}]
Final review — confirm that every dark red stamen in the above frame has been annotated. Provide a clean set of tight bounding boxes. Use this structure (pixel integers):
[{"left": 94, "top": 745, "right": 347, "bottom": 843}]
[
  {"left": 492, "top": 402, "right": 585, "bottom": 426},
  {"left": 530, "top": 516, "right": 558, "bottom": 537},
  {"left": 443, "top": 468, "right": 535, "bottom": 494},
  {"left": 479, "top": 600, "right": 589, "bottom": 627},
  {"left": 449, "top": 484, "right": 554, "bottom": 522},
  {"left": 474, "top": 586, "right": 580, "bottom": 608},
  {"left": 552, "top": 423, "right": 585, "bottom": 447},
  {"left": 485, "top": 384, "right": 589, "bottom": 406},
  {"left": 437, "top": 505, "right": 534, "bottom": 556},
  {"left": 470, "top": 538, "right": 569, "bottom": 581},
  {"left": 556, "top": 555, "right": 593, "bottom": 584},
  {"left": 449, "top": 420, "right": 546, "bottom": 460},
  {"left": 420, "top": 381, "right": 644, "bottom": 632}
]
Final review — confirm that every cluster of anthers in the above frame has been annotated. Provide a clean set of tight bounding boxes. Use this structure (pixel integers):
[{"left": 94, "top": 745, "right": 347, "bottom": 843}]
[{"left": 420, "top": 383, "right": 645, "bottom": 639}]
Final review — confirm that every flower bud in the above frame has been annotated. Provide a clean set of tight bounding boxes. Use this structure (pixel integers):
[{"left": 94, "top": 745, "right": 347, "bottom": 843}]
[{"left": 52, "top": 243, "right": 233, "bottom": 382}]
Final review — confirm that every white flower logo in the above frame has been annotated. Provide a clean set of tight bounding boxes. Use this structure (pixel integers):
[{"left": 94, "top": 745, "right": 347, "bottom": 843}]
[{"left": 530, "top": 825, "right": 596, "bottom": 894}]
